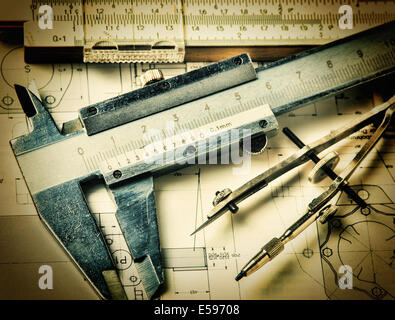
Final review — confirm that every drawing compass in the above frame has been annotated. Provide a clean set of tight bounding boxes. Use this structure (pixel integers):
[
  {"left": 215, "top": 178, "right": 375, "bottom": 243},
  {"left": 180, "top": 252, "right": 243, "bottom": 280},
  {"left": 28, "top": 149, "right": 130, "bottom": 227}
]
[
  {"left": 192, "top": 95, "right": 395, "bottom": 236},
  {"left": 236, "top": 96, "right": 395, "bottom": 280}
]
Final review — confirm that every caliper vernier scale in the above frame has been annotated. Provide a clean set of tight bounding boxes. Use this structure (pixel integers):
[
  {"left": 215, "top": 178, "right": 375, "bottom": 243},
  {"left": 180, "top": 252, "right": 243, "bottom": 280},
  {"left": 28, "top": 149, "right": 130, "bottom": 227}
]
[{"left": 10, "top": 21, "right": 395, "bottom": 299}]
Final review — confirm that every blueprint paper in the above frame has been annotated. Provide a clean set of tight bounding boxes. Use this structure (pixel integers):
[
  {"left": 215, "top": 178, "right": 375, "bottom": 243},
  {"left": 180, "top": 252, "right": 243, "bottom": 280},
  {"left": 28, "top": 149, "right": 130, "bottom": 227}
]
[{"left": 0, "top": 43, "right": 394, "bottom": 300}]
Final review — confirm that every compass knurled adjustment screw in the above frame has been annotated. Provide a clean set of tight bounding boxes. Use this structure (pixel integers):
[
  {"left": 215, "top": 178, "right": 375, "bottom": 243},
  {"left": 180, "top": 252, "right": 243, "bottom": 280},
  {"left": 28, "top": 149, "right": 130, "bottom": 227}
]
[{"left": 263, "top": 237, "right": 284, "bottom": 259}]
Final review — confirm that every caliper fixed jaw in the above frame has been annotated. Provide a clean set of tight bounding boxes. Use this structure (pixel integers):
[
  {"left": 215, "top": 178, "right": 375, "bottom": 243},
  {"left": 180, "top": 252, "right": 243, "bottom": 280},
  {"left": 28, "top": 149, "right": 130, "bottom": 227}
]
[
  {"left": 11, "top": 83, "right": 166, "bottom": 299},
  {"left": 10, "top": 84, "right": 119, "bottom": 300}
]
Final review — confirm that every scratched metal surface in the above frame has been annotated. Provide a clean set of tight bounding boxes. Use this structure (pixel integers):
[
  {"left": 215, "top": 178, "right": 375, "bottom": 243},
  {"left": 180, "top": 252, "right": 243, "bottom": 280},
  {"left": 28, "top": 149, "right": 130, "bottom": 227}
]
[
  {"left": 111, "top": 175, "right": 163, "bottom": 298},
  {"left": 33, "top": 177, "right": 114, "bottom": 299}
]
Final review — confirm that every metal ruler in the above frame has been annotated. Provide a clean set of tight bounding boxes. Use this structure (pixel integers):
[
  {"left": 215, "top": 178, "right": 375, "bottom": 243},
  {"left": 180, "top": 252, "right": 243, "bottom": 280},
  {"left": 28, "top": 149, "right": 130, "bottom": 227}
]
[
  {"left": 24, "top": 0, "right": 395, "bottom": 63},
  {"left": 11, "top": 21, "right": 395, "bottom": 299}
]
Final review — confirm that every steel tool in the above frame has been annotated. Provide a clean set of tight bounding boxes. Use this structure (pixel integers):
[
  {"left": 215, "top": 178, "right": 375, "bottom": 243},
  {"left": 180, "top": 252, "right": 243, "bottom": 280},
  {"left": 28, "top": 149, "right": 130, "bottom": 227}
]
[
  {"left": 234, "top": 96, "right": 395, "bottom": 280},
  {"left": 24, "top": 0, "right": 395, "bottom": 63}
]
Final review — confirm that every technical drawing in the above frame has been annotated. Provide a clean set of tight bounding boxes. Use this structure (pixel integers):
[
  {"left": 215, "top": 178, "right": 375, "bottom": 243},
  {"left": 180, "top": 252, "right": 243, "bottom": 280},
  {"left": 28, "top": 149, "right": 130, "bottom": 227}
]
[
  {"left": 162, "top": 247, "right": 207, "bottom": 271},
  {"left": 318, "top": 185, "right": 395, "bottom": 300},
  {"left": 15, "top": 177, "right": 32, "bottom": 205},
  {"left": 0, "top": 39, "right": 394, "bottom": 300}
]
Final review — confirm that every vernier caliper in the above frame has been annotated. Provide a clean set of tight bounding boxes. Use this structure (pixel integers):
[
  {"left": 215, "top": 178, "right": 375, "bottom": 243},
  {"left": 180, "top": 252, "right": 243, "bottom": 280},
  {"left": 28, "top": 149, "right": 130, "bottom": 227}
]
[{"left": 10, "top": 21, "right": 395, "bottom": 299}]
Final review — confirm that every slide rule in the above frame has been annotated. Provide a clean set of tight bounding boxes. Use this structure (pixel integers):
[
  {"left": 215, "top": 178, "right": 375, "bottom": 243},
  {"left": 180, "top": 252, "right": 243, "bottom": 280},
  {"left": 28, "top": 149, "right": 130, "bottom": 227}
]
[{"left": 24, "top": 0, "right": 395, "bottom": 63}]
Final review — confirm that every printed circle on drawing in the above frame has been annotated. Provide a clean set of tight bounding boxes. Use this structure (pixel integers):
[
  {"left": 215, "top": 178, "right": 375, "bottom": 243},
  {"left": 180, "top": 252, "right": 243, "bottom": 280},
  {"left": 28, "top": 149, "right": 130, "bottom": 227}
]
[
  {"left": 112, "top": 249, "right": 133, "bottom": 270},
  {"left": 303, "top": 248, "right": 314, "bottom": 258},
  {"left": 371, "top": 286, "right": 385, "bottom": 298},
  {"left": 2, "top": 95, "right": 13, "bottom": 106},
  {"left": 1, "top": 46, "right": 53, "bottom": 90},
  {"left": 44, "top": 95, "right": 56, "bottom": 105},
  {"left": 322, "top": 247, "right": 333, "bottom": 257}
]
